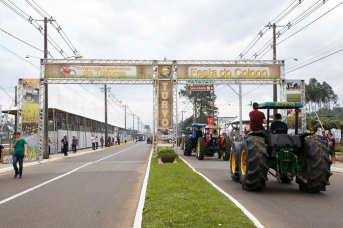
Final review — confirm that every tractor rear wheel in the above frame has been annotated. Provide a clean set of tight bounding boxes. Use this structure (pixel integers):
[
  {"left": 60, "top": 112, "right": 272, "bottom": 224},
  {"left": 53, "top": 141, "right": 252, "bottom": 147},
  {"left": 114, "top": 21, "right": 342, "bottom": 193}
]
[
  {"left": 196, "top": 137, "right": 205, "bottom": 160},
  {"left": 296, "top": 137, "right": 332, "bottom": 193},
  {"left": 230, "top": 142, "right": 241, "bottom": 182},
  {"left": 183, "top": 137, "right": 192, "bottom": 156},
  {"left": 222, "top": 138, "right": 231, "bottom": 161},
  {"left": 239, "top": 136, "right": 269, "bottom": 191}
]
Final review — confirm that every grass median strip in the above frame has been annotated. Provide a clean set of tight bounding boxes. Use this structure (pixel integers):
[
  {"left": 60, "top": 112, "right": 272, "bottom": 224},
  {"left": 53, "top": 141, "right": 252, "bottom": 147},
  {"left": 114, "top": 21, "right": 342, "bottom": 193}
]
[{"left": 142, "top": 157, "right": 255, "bottom": 228}]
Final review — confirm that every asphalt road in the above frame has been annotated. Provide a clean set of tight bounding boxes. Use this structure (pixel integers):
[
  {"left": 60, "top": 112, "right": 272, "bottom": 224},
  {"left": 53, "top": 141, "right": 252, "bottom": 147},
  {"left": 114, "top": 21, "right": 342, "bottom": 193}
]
[
  {"left": 176, "top": 147, "right": 343, "bottom": 228},
  {"left": 0, "top": 142, "right": 152, "bottom": 228}
]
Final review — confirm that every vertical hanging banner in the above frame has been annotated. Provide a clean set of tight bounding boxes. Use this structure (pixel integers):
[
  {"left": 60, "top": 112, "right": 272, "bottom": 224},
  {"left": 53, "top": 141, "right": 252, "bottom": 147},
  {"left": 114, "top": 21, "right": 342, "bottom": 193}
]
[
  {"left": 207, "top": 117, "right": 213, "bottom": 134},
  {"left": 21, "top": 79, "right": 40, "bottom": 159},
  {"left": 158, "top": 80, "right": 173, "bottom": 128}
]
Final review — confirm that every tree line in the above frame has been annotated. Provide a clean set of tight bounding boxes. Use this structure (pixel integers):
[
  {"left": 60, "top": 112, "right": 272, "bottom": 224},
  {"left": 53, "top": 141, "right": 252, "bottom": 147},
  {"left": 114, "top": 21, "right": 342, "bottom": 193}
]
[{"left": 305, "top": 78, "right": 338, "bottom": 116}]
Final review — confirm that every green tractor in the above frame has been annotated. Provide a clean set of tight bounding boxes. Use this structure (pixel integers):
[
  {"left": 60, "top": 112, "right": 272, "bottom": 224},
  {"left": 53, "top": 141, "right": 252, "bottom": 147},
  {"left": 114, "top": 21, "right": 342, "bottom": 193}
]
[{"left": 230, "top": 102, "right": 332, "bottom": 192}]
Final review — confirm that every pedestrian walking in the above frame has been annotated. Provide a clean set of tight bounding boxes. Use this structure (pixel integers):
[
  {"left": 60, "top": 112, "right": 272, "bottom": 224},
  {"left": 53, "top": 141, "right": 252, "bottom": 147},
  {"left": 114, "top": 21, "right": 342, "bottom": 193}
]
[
  {"left": 11, "top": 132, "right": 27, "bottom": 178},
  {"left": 100, "top": 136, "right": 104, "bottom": 148},
  {"left": 91, "top": 134, "right": 96, "bottom": 150},
  {"left": 117, "top": 136, "right": 120, "bottom": 145},
  {"left": 108, "top": 136, "right": 111, "bottom": 146},
  {"left": 61, "top": 135, "right": 69, "bottom": 156},
  {"left": 95, "top": 136, "right": 99, "bottom": 149},
  {"left": 72, "top": 136, "right": 78, "bottom": 153},
  {"left": 0, "top": 144, "right": 4, "bottom": 164}
]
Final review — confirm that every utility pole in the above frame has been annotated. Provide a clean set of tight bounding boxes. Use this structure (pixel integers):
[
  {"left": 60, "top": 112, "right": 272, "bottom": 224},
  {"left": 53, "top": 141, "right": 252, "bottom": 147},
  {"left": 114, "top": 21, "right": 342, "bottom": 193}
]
[
  {"left": 104, "top": 84, "right": 108, "bottom": 147},
  {"left": 212, "top": 86, "right": 215, "bottom": 125},
  {"left": 273, "top": 23, "right": 277, "bottom": 118},
  {"left": 43, "top": 17, "right": 49, "bottom": 160}
]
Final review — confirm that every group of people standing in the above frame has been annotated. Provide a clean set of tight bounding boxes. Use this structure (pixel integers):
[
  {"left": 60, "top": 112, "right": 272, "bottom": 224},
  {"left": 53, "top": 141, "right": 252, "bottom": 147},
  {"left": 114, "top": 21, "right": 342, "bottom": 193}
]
[
  {"left": 107, "top": 136, "right": 121, "bottom": 146},
  {"left": 320, "top": 131, "right": 336, "bottom": 164}
]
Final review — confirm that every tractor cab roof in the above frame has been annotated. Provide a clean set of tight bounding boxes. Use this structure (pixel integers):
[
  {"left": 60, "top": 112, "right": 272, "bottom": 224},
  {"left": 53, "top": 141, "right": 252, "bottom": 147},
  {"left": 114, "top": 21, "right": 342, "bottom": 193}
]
[
  {"left": 257, "top": 102, "right": 303, "bottom": 109},
  {"left": 205, "top": 125, "right": 221, "bottom": 130},
  {"left": 191, "top": 123, "right": 207, "bottom": 128}
]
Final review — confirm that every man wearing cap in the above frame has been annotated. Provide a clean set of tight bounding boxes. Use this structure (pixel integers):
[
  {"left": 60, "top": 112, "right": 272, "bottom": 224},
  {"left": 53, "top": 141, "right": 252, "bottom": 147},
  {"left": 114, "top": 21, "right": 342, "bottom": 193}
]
[
  {"left": 11, "top": 132, "right": 27, "bottom": 178},
  {"left": 249, "top": 102, "right": 267, "bottom": 131}
]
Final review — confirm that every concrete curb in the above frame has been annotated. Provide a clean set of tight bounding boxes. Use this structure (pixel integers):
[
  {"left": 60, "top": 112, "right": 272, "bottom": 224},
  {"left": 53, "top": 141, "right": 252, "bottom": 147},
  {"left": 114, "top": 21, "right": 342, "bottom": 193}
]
[
  {"left": 331, "top": 167, "right": 343, "bottom": 173},
  {"left": 133, "top": 147, "right": 153, "bottom": 228}
]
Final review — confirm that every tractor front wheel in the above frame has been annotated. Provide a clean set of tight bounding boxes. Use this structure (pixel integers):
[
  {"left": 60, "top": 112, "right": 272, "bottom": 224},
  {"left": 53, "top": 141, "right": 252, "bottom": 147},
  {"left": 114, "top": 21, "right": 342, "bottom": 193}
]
[
  {"left": 183, "top": 137, "right": 192, "bottom": 156},
  {"left": 196, "top": 137, "right": 205, "bottom": 160},
  {"left": 230, "top": 142, "right": 241, "bottom": 182},
  {"left": 239, "top": 136, "right": 269, "bottom": 191},
  {"left": 296, "top": 137, "right": 332, "bottom": 193},
  {"left": 222, "top": 138, "right": 231, "bottom": 161}
]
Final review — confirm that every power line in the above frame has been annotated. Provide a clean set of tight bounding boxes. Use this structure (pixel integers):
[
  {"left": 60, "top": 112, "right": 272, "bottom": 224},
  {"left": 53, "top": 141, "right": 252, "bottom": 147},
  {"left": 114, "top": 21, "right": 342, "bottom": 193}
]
[
  {"left": 278, "top": 2, "right": 343, "bottom": 46},
  {"left": 237, "top": 0, "right": 302, "bottom": 59},
  {"left": 28, "top": 0, "right": 81, "bottom": 56},
  {"left": 255, "top": 0, "right": 330, "bottom": 60},
  {"left": 285, "top": 47, "right": 343, "bottom": 74},
  {"left": 0, "top": 28, "right": 43, "bottom": 52},
  {"left": 79, "top": 85, "right": 104, "bottom": 100},
  {"left": 1, "top": 0, "right": 69, "bottom": 58},
  {"left": 0, "top": 43, "right": 39, "bottom": 69}
]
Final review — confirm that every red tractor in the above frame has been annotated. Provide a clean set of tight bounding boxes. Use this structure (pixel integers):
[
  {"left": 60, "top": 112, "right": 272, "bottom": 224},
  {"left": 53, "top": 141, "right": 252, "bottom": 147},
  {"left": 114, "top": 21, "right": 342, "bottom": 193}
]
[{"left": 196, "top": 125, "right": 231, "bottom": 161}]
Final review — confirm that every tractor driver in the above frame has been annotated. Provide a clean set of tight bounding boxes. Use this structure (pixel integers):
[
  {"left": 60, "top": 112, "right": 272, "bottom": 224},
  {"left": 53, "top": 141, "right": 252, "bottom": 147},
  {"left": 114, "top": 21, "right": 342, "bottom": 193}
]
[
  {"left": 195, "top": 127, "right": 203, "bottom": 139},
  {"left": 249, "top": 102, "right": 267, "bottom": 131},
  {"left": 270, "top": 113, "right": 288, "bottom": 133},
  {"left": 194, "top": 127, "right": 203, "bottom": 147}
]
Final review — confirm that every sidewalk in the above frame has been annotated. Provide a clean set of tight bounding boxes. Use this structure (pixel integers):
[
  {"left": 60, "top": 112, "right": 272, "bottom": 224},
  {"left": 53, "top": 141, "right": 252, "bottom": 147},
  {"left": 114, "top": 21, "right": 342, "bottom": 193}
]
[{"left": 0, "top": 141, "right": 135, "bottom": 174}]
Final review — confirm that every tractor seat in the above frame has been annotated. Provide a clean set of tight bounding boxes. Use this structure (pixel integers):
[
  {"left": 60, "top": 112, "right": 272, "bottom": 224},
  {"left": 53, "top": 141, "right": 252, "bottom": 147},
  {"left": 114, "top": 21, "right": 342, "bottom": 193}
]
[{"left": 273, "top": 128, "right": 288, "bottom": 134}]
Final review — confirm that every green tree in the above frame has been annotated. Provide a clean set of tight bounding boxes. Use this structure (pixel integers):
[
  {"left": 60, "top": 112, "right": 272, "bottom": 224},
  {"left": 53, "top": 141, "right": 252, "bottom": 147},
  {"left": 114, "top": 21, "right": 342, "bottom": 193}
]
[{"left": 179, "top": 86, "right": 218, "bottom": 125}]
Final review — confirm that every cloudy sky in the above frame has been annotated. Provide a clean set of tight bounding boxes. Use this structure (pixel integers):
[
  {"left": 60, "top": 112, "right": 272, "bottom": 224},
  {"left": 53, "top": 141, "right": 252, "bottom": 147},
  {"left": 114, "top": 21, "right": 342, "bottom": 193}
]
[{"left": 1, "top": 0, "right": 342, "bottom": 130}]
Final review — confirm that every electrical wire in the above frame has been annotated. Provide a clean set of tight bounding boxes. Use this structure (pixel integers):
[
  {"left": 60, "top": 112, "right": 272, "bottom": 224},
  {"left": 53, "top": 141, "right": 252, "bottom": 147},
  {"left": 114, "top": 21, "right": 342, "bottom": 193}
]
[
  {"left": 277, "top": 2, "right": 343, "bottom": 46},
  {"left": 29, "top": 0, "right": 81, "bottom": 56},
  {"left": 79, "top": 85, "right": 104, "bottom": 100},
  {"left": 255, "top": 0, "right": 331, "bottom": 60},
  {"left": 1, "top": 0, "right": 68, "bottom": 58},
  {"left": 0, "top": 28, "right": 43, "bottom": 52},
  {"left": 0, "top": 43, "right": 40, "bottom": 69},
  {"left": 237, "top": 0, "right": 302, "bottom": 59},
  {"left": 285, "top": 47, "right": 343, "bottom": 74}
]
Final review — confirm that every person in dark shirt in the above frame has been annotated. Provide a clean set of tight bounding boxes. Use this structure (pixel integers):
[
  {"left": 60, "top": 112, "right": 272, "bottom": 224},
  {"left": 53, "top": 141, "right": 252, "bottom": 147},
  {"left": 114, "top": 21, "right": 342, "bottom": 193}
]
[
  {"left": 328, "top": 133, "right": 336, "bottom": 164},
  {"left": 320, "top": 131, "right": 328, "bottom": 147},
  {"left": 249, "top": 102, "right": 267, "bottom": 131},
  {"left": 270, "top": 113, "right": 288, "bottom": 133}
]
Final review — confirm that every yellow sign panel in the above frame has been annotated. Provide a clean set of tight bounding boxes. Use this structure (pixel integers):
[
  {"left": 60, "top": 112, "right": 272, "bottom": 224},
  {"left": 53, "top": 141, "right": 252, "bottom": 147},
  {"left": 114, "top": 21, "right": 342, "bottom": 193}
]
[
  {"left": 45, "top": 64, "right": 153, "bottom": 79},
  {"left": 177, "top": 65, "right": 281, "bottom": 79},
  {"left": 158, "top": 80, "right": 173, "bottom": 128}
]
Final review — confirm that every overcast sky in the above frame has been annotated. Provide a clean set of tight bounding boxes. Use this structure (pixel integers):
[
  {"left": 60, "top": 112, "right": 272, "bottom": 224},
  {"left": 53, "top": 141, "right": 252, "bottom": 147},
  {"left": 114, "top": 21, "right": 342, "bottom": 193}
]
[{"left": 1, "top": 0, "right": 343, "bottom": 130}]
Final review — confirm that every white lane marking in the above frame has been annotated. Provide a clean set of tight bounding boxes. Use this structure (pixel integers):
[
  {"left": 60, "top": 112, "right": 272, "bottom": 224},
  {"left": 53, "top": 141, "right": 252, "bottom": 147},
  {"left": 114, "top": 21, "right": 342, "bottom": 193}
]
[
  {"left": 179, "top": 157, "right": 265, "bottom": 228},
  {"left": 0, "top": 145, "right": 139, "bottom": 205},
  {"left": 133, "top": 147, "right": 153, "bottom": 228}
]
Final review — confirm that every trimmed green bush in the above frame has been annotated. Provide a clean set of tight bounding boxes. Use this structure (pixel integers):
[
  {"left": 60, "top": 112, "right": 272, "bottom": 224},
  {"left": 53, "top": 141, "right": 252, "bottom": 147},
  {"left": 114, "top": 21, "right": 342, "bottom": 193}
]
[{"left": 158, "top": 147, "right": 179, "bottom": 159}]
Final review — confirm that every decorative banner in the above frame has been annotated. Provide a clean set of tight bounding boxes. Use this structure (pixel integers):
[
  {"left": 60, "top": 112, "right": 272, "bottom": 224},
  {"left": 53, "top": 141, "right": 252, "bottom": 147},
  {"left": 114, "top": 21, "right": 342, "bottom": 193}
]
[
  {"left": 45, "top": 64, "right": 153, "bottom": 79},
  {"left": 207, "top": 117, "right": 213, "bottom": 134},
  {"left": 158, "top": 80, "right": 173, "bottom": 128},
  {"left": 21, "top": 79, "right": 40, "bottom": 159},
  {"left": 158, "top": 65, "right": 172, "bottom": 79},
  {"left": 285, "top": 79, "right": 302, "bottom": 129},
  {"left": 186, "top": 84, "right": 214, "bottom": 91},
  {"left": 177, "top": 64, "right": 281, "bottom": 79}
]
